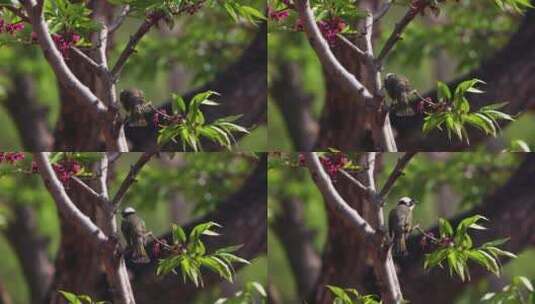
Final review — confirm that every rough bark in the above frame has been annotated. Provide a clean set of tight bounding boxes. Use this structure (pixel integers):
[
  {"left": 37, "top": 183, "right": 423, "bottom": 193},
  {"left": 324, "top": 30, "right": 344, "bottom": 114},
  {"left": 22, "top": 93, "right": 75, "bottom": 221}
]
[
  {"left": 271, "top": 198, "right": 321, "bottom": 298},
  {"left": 131, "top": 154, "right": 267, "bottom": 303},
  {"left": 125, "top": 23, "right": 268, "bottom": 151},
  {"left": 3, "top": 74, "right": 53, "bottom": 151},
  {"left": 3, "top": 205, "right": 54, "bottom": 304},
  {"left": 391, "top": 7, "right": 535, "bottom": 150},
  {"left": 307, "top": 155, "right": 388, "bottom": 303},
  {"left": 44, "top": 177, "right": 110, "bottom": 303},
  {"left": 398, "top": 153, "right": 535, "bottom": 304}
]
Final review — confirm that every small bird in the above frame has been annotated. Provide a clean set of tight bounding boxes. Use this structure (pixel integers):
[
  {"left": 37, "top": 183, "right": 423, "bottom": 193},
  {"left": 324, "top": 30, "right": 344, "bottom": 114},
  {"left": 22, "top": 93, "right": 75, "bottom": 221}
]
[
  {"left": 388, "top": 197, "right": 416, "bottom": 256},
  {"left": 384, "top": 73, "right": 415, "bottom": 117},
  {"left": 120, "top": 89, "right": 151, "bottom": 127},
  {"left": 121, "top": 207, "right": 150, "bottom": 264}
]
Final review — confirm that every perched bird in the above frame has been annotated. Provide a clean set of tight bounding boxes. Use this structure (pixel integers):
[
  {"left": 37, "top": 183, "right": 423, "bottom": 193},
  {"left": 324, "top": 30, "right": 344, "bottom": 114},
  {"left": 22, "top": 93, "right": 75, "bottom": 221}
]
[
  {"left": 121, "top": 207, "right": 150, "bottom": 263},
  {"left": 388, "top": 197, "right": 416, "bottom": 256},
  {"left": 384, "top": 73, "right": 415, "bottom": 117},
  {"left": 120, "top": 89, "right": 151, "bottom": 127}
]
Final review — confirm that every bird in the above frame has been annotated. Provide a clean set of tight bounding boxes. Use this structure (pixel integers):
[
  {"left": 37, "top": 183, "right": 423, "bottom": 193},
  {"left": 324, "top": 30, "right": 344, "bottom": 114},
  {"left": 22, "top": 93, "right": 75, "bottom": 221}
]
[
  {"left": 121, "top": 207, "right": 151, "bottom": 264},
  {"left": 388, "top": 197, "right": 416, "bottom": 256},
  {"left": 120, "top": 89, "right": 151, "bottom": 127},
  {"left": 384, "top": 73, "right": 415, "bottom": 117}
]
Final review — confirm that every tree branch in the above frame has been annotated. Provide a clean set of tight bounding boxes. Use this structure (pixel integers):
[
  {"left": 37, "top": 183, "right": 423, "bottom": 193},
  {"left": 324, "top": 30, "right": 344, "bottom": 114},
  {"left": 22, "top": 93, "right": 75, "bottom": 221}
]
[
  {"left": 70, "top": 176, "right": 111, "bottom": 210},
  {"left": 304, "top": 153, "right": 376, "bottom": 238},
  {"left": 379, "top": 152, "right": 417, "bottom": 199},
  {"left": 34, "top": 152, "right": 108, "bottom": 244},
  {"left": 22, "top": 0, "right": 108, "bottom": 118},
  {"left": 377, "top": 4, "right": 425, "bottom": 65},
  {"left": 110, "top": 150, "right": 157, "bottom": 209},
  {"left": 109, "top": 5, "right": 130, "bottom": 34},
  {"left": 295, "top": 0, "right": 374, "bottom": 103}
]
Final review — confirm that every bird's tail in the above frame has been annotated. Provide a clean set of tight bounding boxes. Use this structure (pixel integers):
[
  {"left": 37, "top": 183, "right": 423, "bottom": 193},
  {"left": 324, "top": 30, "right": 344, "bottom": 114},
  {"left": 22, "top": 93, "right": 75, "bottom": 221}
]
[
  {"left": 394, "top": 235, "right": 408, "bottom": 256},
  {"left": 132, "top": 238, "right": 150, "bottom": 264}
]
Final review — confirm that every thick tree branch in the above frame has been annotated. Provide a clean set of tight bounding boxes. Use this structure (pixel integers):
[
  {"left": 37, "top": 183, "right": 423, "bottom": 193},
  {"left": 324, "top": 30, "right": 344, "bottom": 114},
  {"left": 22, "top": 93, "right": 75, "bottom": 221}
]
[
  {"left": 295, "top": 0, "right": 374, "bottom": 103},
  {"left": 34, "top": 152, "right": 108, "bottom": 244},
  {"left": 305, "top": 152, "right": 403, "bottom": 303},
  {"left": 304, "top": 153, "right": 377, "bottom": 239},
  {"left": 109, "top": 5, "right": 130, "bottom": 34},
  {"left": 22, "top": 0, "right": 108, "bottom": 117}
]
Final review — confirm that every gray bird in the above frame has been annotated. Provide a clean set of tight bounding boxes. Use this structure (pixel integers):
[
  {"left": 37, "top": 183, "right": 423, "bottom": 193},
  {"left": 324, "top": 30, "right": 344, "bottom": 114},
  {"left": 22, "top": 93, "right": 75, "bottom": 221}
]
[
  {"left": 384, "top": 73, "right": 415, "bottom": 117},
  {"left": 121, "top": 207, "right": 150, "bottom": 263},
  {"left": 120, "top": 89, "right": 151, "bottom": 127},
  {"left": 388, "top": 197, "right": 416, "bottom": 256}
]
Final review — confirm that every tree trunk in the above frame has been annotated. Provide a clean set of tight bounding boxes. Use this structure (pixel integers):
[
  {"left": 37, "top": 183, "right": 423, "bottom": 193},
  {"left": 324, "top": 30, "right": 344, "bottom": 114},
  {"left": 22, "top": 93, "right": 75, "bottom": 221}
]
[
  {"left": 308, "top": 155, "right": 384, "bottom": 303},
  {"left": 45, "top": 181, "right": 108, "bottom": 303}
]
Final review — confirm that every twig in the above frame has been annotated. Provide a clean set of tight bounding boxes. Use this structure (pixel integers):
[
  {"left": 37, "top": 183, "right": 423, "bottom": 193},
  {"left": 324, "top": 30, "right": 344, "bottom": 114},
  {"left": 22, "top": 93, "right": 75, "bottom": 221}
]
[
  {"left": 1, "top": 5, "right": 31, "bottom": 23},
  {"left": 110, "top": 150, "right": 158, "bottom": 210},
  {"left": 338, "top": 169, "right": 371, "bottom": 194},
  {"left": 70, "top": 176, "right": 111, "bottom": 208},
  {"left": 70, "top": 46, "right": 109, "bottom": 77},
  {"left": 377, "top": 5, "right": 425, "bottom": 65},
  {"left": 379, "top": 152, "right": 417, "bottom": 199},
  {"left": 109, "top": 5, "right": 130, "bottom": 34},
  {"left": 335, "top": 33, "right": 372, "bottom": 63},
  {"left": 294, "top": 0, "right": 374, "bottom": 103},
  {"left": 373, "top": 0, "right": 393, "bottom": 23},
  {"left": 414, "top": 225, "right": 440, "bottom": 243}
]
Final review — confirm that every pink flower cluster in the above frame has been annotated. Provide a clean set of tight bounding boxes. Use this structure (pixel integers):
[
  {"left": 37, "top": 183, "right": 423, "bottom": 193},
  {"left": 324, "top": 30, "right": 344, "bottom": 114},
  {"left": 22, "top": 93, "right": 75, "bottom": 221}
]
[
  {"left": 185, "top": 2, "right": 204, "bottom": 15},
  {"left": 298, "top": 153, "right": 349, "bottom": 178},
  {"left": 51, "top": 159, "right": 81, "bottom": 183},
  {"left": 51, "top": 32, "right": 81, "bottom": 59},
  {"left": 295, "top": 16, "right": 346, "bottom": 46},
  {"left": 0, "top": 152, "right": 25, "bottom": 164},
  {"left": 268, "top": 6, "right": 289, "bottom": 22},
  {"left": 317, "top": 17, "right": 346, "bottom": 46},
  {"left": 0, "top": 19, "right": 25, "bottom": 35}
]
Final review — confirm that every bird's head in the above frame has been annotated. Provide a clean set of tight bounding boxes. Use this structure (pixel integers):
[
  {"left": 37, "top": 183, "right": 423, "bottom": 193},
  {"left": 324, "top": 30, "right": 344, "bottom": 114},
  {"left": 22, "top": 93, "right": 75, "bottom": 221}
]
[
  {"left": 122, "top": 207, "right": 136, "bottom": 218},
  {"left": 385, "top": 73, "right": 395, "bottom": 80},
  {"left": 398, "top": 196, "right": 416, "bottom": 209}
]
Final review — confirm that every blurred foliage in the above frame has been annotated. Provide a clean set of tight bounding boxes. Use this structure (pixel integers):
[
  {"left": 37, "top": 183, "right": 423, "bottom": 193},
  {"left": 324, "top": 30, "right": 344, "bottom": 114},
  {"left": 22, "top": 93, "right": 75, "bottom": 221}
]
[
  {"left": 0, "top": 152, "right": 265, "bottom": 304},
  {"left": 481, "top": 276, "right": 534, "bottom": 303},
  {"left": 122, "top": 152, "right": 256, "bottom": 216},
  {"left": 268, "top": 152, "right": 531, "bottom": 303},
  {"left": 214, "top": 281, "right": 267, "bottom": 304}
]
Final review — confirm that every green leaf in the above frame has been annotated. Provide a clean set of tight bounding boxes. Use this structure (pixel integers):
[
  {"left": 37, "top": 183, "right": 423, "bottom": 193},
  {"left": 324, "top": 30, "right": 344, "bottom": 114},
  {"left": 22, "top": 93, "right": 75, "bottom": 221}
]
[
  {"left": 439, "top": 218, "right": 453, "bottom": 237},
  {"left": 437, "top": 81, "right": 452, "bottom": 101},
  {"left": 171, "top": 94, "right": 186, "bottom": 114}
]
